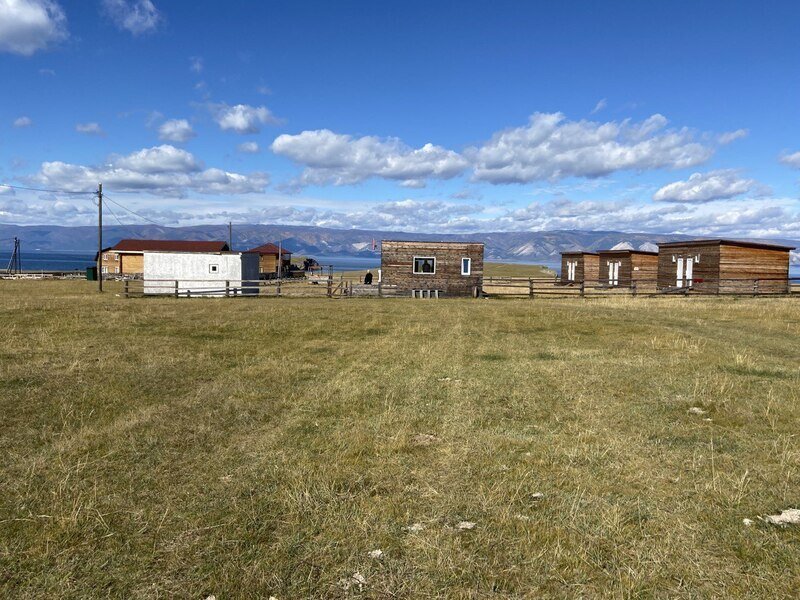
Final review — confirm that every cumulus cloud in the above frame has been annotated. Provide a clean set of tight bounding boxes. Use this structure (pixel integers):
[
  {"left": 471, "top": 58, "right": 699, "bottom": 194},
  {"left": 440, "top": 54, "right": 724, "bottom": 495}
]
[
  {"left": 468, "top": 112, "right": 715, "bottom": 184},
  {"left": 157, "top": 118, "right": 195, "bottom": 143},
  {"left": 29, "top": 144, "right": 268, "bottom": 197},
  {"left": 237, "top": 141, "right": 260, "bottom": 154},
  {"left": 75, "top": 122, "right": 104, "bottom": 136},
  {"left": 779, "top": 151, "right": 800, "bottom": 169},
  {"left": 653, "top": 169, "right": 762, "bottom": 203},
  {"left": 0, "top": 0, "right": 67, "bottom": 55},
  {"left": 214, "top": 103, "right": 278, "bottom": 134},
  {"left": 12, "top": 116, "right": 33, "bottom": 127},
  {"left": 101, "top": 0, "right": 161, "bottom": 35},
  {"left": 271, "top": 129, "right": 469, "bottom": 189}
]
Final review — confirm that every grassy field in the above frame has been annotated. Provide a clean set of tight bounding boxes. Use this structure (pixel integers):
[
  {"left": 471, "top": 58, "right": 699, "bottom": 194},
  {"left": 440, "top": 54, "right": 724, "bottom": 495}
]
[{"left": 1, "top": 280, "right": 799, "bottom": 598}]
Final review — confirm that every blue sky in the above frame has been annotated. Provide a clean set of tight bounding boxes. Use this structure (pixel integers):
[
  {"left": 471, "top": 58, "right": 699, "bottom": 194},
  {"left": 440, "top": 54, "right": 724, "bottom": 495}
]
[{"left": 1, "top": 0, "right": 799, "bottom": 238}]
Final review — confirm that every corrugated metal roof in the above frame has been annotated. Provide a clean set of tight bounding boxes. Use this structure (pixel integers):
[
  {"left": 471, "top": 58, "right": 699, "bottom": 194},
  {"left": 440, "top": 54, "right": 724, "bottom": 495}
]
[
  {"left": 244, "top": 243, "right": 291, "bottom": 255},
  {"left": 109, "top": 239, "right": 230, "bottom": 252}
]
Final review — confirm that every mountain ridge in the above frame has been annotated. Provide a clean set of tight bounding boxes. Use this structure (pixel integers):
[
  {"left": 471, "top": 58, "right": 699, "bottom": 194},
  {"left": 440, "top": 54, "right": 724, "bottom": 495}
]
[{"left": 1, "top": 223, "right": 798, "bottom": 263}]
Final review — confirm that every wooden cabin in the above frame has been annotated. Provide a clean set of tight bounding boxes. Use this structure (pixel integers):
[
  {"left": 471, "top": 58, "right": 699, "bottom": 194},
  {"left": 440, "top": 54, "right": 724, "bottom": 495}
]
[
  {"left": 244, "top": 243, "right": 292, "bottom": 277},
  {"left": 560, "top": 251, "right": 599, "bottom": 284},
  {"left": 97, "top": 239, "right": 230, "bottom": 276},
  {"left": 657, "top": 239, "right": 794, "bottom": 294},
  {"left": 597, "top": 250, "right": 658, "bottom": 290},
  {"left": 380, "top": 240, "right": 484, "bottom": 297}
]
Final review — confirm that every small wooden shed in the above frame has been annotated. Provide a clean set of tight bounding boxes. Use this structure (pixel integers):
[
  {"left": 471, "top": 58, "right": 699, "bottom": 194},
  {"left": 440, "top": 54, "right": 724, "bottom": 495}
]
[
  {"left": 597, "top": 250, "right": 658, "bottom": 289},
  {"left": 380, "top": 240, "right": 484, "bottom": 297},
  {"left": 244, "top": 243, "right": 292, "bottom": 277},
  {"left": 560, "top": 251, "right": 599, "bottom": 284},
  {"left": 657, "top": 239, "right": 794, "bottom": 294}
]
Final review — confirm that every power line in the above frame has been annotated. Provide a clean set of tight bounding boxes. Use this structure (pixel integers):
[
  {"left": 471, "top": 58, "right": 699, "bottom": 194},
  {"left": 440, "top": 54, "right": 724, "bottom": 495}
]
[
  {"left": 103, "top": 201, "right": 145, "bottom": 239},
  {"left": 103, "top": 195, "right": 164, "bottom": 227},
  {"left": 0, "top": 182, "right": 95, "bottom": 195}
]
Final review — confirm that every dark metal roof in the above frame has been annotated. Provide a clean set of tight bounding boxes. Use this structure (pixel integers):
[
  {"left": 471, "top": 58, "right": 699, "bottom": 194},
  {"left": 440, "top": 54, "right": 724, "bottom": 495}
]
[
  {"left": 597, "top": 249, "right": 658, "bottom": 256},
  {"left": 109, "top": 239, "right": 230, "bottom": 252},
  {"left": 561, "top": 251, "right": 599, "bottom": 256},
  {"left": 244, "top": 243, "right": 292, "bottom": 255},
  {"left": 657, "top": 238, "right": 796, "bottom": 251}
]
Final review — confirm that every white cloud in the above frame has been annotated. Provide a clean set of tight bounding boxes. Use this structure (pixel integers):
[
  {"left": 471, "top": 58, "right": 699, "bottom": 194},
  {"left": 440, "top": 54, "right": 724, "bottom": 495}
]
[
  {"left": 75, "top": 122, "right": 104, "bottom": 136},
  {"left": 779, "top": 151, "right": 800, "bottom": 169},
  {"left": 189, "top": 55, "right": 203, "bottom": 73},
  {"left": 157, "top": 118, "right": 195, "bottom": 143},
  {"left": 30, "top": 144, "right": 269, "bottom": 197},
  {"left": 468, "top": 112, "right": 715, "bottom": 184},
  {"left": 653, "top": 169, "right": 762, "bottom": 203},
  {"left": 38, "top": 67, "right": 55, "bottom": 75},
  {"left": 13, "top": 115, "right": 32, "bottom": 127},
  {"left": 101, "top": 0, "right": 161, "bottom": 35},
  {"left": 591, "top": 99, "right": 607, "bottom": 114},
  {"left": 271, "top": 129, "right": 469, "bottom": 189},
  {"left": 237, "top": 141, "right": 260, "bottom": 154},
  {"left": 0, "top": 0, "right": 67, "bottom": 55},
  {"left": 214, "top": 103, "right": 278, "bottom": 134},
  {"left": 719, "top": 129, "right": 748, "bottom": 144}
]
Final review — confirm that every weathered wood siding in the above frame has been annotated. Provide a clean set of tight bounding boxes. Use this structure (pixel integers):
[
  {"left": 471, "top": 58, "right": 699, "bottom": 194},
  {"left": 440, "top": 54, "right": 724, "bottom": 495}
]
[
  {"left": 560, "top": 253, "right": 599, "bottom": 284},
  {"left": 719, "top": 244, "right": 791, "bottom": 294},
  {"left": 597, "top": 251, "right": 658, "bottom": 288},
  {"left": 121, "top": 253, "right": 143, "bottom": 274},
  {"left": 381, "top": 241, "right": 484, "bottom": 297},
  {"left": 658, "top": 242, "right": 791, "bottom": 294},
  {"left": 657, "top": 244, "right": 721, "bottom": 293}
]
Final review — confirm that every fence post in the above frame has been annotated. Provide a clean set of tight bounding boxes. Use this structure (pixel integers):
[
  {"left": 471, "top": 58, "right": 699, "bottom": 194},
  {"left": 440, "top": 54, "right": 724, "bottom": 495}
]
[
  {"left": 632, "top": 281, "right": 637, "bottom": 297},
  {"left": 276, "top": 278, "right": 281, "bottom": 297},
  {"left": 378, "top": 282, "right": 383, "bottom": 298},
  {"left": 327, "top": 275, "right": 333, "bottom": 298},
  {"left": 174, "top": 280, "right": 179, "bottom": 298},
  {"left": 225, "top": 280, "right": 230, "bottom": 297},
  {"left": 580, "top": 280, "right": 585, "bottom": 298},
  {"left": 753, "top": 279, "right": 758, "bottom": 297},
  {"left": 528, "top": 278, "right": 533, "bottom": 299},
  {"left": 123, "top": 279, "right": 129, "bottom": 299}
]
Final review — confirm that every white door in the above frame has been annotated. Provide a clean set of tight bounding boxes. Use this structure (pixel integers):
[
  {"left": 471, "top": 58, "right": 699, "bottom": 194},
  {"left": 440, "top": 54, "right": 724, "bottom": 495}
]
[
  {"left": 567, "top": 260, "right": 577, "bottom": 281},
  {"left": 676, "top": 256, "right": 684, "bottom": 287},
  {"left": 608, "top": 261, "right": 620, "bottom": 286},
  {"left": 676, "top": 257, "right": 695, "bottom": 288}
]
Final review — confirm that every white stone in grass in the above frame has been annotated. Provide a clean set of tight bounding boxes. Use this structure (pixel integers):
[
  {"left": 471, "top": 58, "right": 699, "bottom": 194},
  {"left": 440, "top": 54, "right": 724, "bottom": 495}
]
[
  {"left": 742, "top": 518, "right": 755, "bottom": 526},
  {"left": 339, "top": 572, "right": 367, "bottom": 591},
  {"left": 368, "top": 549, "right": 384, "bottom": 560},
  {"left": 531, "top": 492, "right": 545, "bottom": 500},
  {"left": 456, "top": 521, "right": 476, "bottom": 530},
  {"left": 688, "top": 407, "right": 707, "bottom": 415},
  {"left": 403, "top": 522, "right": 425, "bottom": 533},
  {"left": 763, "top": 508, "right": 800, "bottom": 526}
]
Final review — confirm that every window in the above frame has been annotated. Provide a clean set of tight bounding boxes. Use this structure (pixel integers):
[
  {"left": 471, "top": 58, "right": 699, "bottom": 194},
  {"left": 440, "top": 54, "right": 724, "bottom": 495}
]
[
  {"left": 377, "top": 269, "right": 382, "bottom": 283},
  {"left": 103, "top": 253, "right": 109, "bottom": 261},
  {"left": 113, "top": 253, "right": 119, "bottom": 261},
  {"left": 413, "top": 257, "right": 436, "bottom": 274},
  {"left": 114, "top": 266, "right": 119, "bottom": 274},
  {"left": 209, "top": 264, "right": 219, "bottom": 273},
  {"left": 566, "top": 260, "right": 577, "bottom": 281},
  {"left": 461, "top": 257, "right": 471, "bottom": 276},
  {"left": 101, "top": 266, "right": 108, "bottom": 274}
]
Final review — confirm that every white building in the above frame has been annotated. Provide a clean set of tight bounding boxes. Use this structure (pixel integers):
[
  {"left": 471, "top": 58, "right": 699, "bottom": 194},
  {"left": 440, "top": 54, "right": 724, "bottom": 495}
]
[{"left": 143, "top": 251, "right": 260, "bottom": 296}]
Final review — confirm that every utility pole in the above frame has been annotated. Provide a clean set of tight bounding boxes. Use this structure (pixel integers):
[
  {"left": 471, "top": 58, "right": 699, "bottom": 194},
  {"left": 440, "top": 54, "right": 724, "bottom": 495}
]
[
  {"left": 277, "top": 239, "right": 282, "bottom": 278},
  {"left": 228, "top": 221, "right": 233, "bottom": 250},
  {"left": 97, "top": 183, "right": 103, "bottom": 292}
]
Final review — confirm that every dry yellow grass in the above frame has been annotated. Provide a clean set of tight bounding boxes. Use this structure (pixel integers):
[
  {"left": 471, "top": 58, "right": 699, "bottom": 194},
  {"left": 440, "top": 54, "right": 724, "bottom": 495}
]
[{"left": 1, "top": 280, "right": 799, "bottom": 597}]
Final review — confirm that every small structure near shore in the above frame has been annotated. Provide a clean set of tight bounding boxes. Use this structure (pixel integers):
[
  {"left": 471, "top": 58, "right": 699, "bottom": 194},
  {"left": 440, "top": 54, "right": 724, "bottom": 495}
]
[
  {"left": 657, "top": 239, "right": 794, "bottom": 294},
  {"left": 245, "top": 243, "right": 292, "bottom": 277},
  {"left": 143, "top": 251, "right": 259, "bottom": 296},
  {"left": 560, "top": 251, "right": 599, "bottom": 284},
  {"left": 381, "top": 240, "right": 484, "bottom": 297},
  {"left": 597, "top": 249, "right": 658, "bottom": 289},
  {"left": 97, "top": 239, "right": 230, "bottom": 277}
]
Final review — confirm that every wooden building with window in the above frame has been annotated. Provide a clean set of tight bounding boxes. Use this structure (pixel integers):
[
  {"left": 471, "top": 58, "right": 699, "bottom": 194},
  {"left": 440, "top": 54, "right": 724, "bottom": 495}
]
[
  {"left": 96, "top": 239, "right": 230, "bottom": 276},
  {"left": 657, "top": 239, "right": 794, "bottom": 294},
  {"left": 380, "top": 240, "right": 484, "bottom": 297},
  {"left": 597, "top": 249, "right": 658, "bottom": 289},
  {"left": 560, "top": 251, "right": 599, "bottom": 284},
  {"left": 244, "top": 243, "right": 292, "bottom": 277}
]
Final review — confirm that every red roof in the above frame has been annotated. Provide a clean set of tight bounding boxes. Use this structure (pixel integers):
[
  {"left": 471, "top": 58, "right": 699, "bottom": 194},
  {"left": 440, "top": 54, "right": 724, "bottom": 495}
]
[
  {"left": 109, "top": 239, "right": 230, "bottom": 252},
  {"left": 245, "top": 243, "right": 291, "bottom": 255}
]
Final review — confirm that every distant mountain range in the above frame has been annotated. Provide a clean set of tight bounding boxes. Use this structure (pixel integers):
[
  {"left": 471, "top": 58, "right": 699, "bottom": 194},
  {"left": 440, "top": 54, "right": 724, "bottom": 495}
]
[{"left": 1, "top": 223, "right": 798, "bottom": 264}]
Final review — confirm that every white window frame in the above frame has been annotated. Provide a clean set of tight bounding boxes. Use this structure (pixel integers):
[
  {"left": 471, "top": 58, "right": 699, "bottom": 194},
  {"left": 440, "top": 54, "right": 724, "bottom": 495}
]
[
  {"left": 607, "top": 260, "right": 620, "bottom": 286},
  {"left": 113, "top": 253, "right": 119, "bottom": 261},
  {"left": 209, "top": 264, "right": 219, "bottom": 274},
  {"left": 412, "top": 256, "right": 436, "bottom": 275},
  {"left": 377, "top": 269, "right": 382, "bottom": 283},
  {"left": 114, "top": 266, "right": 119, "bottom": 274},
  {"left": 566, "top": 260, "right": 577, "bottom": 281},
  {"left": 101, "top": 266, "right": 108, "bottom": 274},
  {"left": 103, "top": 253, "right": 109, "bottom": 261},
  {"left": 461, "top": 257, "right": 471, "bottom": 276}
]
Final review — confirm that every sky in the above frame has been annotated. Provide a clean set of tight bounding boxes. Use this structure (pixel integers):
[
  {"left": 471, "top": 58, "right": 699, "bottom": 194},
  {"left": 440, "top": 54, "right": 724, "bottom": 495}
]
[{"left": 1, "top": 0, "right": 799, "bottom": 239}]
